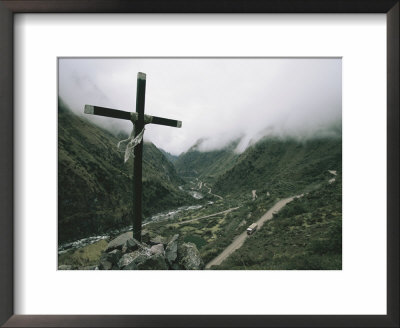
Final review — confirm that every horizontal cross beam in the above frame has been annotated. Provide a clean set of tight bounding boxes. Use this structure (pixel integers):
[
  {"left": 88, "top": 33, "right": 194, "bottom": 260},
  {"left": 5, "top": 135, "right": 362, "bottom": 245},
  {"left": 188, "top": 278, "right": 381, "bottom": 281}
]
[{"left": 84, "top": 104, "right": 182, "bottom": 128}]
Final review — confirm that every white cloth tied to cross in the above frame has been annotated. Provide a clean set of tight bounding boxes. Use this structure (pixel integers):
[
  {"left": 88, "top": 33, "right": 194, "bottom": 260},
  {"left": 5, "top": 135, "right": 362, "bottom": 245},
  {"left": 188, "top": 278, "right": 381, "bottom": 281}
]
[{"left": 117, "top": 126, "right": 145, "bottom": 163}]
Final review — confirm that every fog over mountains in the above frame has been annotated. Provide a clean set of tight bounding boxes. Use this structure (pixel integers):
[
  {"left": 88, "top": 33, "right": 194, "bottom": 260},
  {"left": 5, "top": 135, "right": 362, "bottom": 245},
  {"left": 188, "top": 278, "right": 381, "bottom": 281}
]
[{"left": 59, "top": 58, "right": 341, "bottom": 155}]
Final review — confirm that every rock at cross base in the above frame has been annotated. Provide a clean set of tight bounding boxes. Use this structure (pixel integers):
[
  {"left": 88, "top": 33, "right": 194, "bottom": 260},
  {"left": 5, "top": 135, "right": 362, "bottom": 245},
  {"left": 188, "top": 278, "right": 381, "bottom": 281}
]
[
  {"left": 123, "top": 253, "right": 168, "bottom": 270},
  {"left": 118, "top": 251, "right": 141, "bottom": 269},
  {"left": 80, "top": 265, "right": 97, "bottom": 270},
  {"left": 98, "top": 249, "right": 122, "bottom": 269},
  {"left": 150, "top": 244, "right": 164, "bottom": 255},
  {"left": 141, "top": 230, "right": 151, "bottom": 244},
  {"left": 177, "top": 242, "right": 204, "bottom": 270},
  {"left": 58, "top": 264, "right": 74, "bottom": 270},
  {"left": 122, "top": 238, "right": 139, "bottom": 253},
  {"left": 123, "top": 254, "right": 149, "bottom": 270},
  {"left": 107, "top": 249, "right": 122, "bottom": 265},
  {"left": 165, "top": 234, "right": 179, "bottom": 266},
  {"left": 149, "top": 235, "right": 168, "bottom": 246},
  {"left": 99, "top": 259, "right": 113, "bottom": 270},
  {"left": 136, "top": 253, "right": 168, "bottom": 270},
  {"left": 106, "top": 232, "right": 133, "bottom": 252}
]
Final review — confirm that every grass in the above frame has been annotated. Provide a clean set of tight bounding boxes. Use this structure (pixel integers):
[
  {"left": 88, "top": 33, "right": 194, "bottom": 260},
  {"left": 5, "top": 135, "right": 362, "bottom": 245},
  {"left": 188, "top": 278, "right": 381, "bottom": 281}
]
[
  {"left": 183, "top": 235, "right": 207, "bottom": 250},
  {"left": 144, "top": 191, "right": 277, "bottom": 264},
  {"left": 58, "top": 174, "right": 342, "bottom": 270},
  {"left": 58, "top": 239, "right": 108, "bottom": 268},
  {"left": 213, "top": 175, "right": 342, "bottom": 270}
]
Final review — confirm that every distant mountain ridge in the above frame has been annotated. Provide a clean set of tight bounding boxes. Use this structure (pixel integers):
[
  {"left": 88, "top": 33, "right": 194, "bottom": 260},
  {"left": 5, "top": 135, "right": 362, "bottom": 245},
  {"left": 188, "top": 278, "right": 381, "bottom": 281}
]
[
  {"left": 174, "top": 135, "right": 341, "bottom": 198},
  {"left": 174, "top": 139, "right": 240, "bottom": 180}
]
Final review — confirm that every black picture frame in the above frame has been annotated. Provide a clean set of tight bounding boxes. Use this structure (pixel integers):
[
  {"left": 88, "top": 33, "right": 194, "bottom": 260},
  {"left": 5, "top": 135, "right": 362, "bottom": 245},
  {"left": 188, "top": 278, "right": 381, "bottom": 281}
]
[{"left": 0, "top": 1, "right": 398, "bottom": 327}]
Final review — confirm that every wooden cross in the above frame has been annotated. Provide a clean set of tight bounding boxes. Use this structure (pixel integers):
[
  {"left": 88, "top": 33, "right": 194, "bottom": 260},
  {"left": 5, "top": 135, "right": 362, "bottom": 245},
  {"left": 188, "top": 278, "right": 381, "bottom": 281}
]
[{"left": 84, "top": 72, "right": 182, "bottom": 241}]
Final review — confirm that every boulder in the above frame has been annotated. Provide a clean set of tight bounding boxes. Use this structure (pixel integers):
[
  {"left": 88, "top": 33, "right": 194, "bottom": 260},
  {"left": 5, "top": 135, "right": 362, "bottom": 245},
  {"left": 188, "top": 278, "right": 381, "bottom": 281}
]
[
  {"left": 98, "top": 234, "right": 203, "bottom": 270},
  {"left": 58, "top": 264, "right": 73, "bottom": 270},
  {"left": 150, "top": 244, "right": 164, "bottom": 255},
  {"left": 141, "top": 230, "right": 151, "bottom": 244},
  {"left": 107, "top": 249, "right": 122, "bottom": 265},
  {"left": 165, "top": 234, "right": 179, "bottom": 266},
  {"left": 177, "top": 242, "right": 204, "bottom": 270},
  {"left": 80, "top": 265, "right": 97, "bottom": 270},
  {"left": 123, "top": 254, "right": 152, "bottom": 270},
  {"left": 122, "top": 252, "right": 168, "bottom": 270},
  {"left": 170, "top": 263, "right": 181, "bottom": 270},
  {"left": 122, "top": 238, "right": 139, "bottom": 253},
  {"left": 118, "top": 251, "right": 140, "bottom": 269},
  {"left": 136, "top": 253, "right": 168, "bottom": 270},
  {"left": 98, "top": 249, "right": 122, "bottom": 269},
  {"left": 99, "top": 259, "right": 113, "bottom": 270},
  {"left": 149, "top": 235, "right": 167, "bottom": 246},
  {"left": 106, "top": 232, "right": 133, "bottom": 252}
]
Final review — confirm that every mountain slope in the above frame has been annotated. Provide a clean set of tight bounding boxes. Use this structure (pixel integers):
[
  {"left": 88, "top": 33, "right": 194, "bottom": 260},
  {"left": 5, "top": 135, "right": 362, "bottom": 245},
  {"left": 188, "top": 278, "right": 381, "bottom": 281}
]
[
  {"left": 159, "top": 148, "right": 178, "bottom": 164},
  {"left": 213, "top": 137, "right": 342, "bottom": 197},
  {"left": 215, "top": 174, "right": 342, "bottom": 270},
  {"left": 58, "top": 99, "right": 191, "bottom": 243}
]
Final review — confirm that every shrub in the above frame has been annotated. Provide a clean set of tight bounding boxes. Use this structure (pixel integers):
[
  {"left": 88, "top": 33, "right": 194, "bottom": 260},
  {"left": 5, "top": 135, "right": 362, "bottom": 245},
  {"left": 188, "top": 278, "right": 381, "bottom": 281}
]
[{"left": 183, "top": 235, "right": 207, "bottom": 250}]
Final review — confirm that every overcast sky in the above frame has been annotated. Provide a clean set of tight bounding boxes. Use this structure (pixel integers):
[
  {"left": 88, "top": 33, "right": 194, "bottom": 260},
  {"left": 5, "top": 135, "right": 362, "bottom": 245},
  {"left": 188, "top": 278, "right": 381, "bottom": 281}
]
[{"left": 58, "top": 58, "right": 341, "bottom": 155}]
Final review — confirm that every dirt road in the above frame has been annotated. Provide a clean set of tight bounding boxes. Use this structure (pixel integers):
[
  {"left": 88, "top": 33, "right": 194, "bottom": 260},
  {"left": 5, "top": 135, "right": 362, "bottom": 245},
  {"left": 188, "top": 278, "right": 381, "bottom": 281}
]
[
  {"left": 177, "top": 207, "right": 240, "bottom": 225},
  {"left": 203, "top": 182, "right": 223, "bottom": 200},
  {"left": 205, "top": 194, "right": 302, "bottom": 269}
]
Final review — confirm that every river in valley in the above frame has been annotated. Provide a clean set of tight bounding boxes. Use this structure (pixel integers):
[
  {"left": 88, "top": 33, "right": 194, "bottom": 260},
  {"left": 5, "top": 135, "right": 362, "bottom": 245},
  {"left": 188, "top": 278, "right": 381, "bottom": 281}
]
[
  {"left": 58, "top": 203, "right": 205, "bottom": 255},
  {"left": 58, "top": 181, "right": 208, "bottom": 255}
]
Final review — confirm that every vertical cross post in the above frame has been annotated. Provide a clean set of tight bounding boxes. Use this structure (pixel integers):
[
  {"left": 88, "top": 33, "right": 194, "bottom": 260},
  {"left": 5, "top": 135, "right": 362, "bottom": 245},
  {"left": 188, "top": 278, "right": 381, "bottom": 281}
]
[
  {"left": 83, "top": 72, "right": 182, "bottom": 243},
  {"left": 133, "top": 72, "right": 146, "bottom": 241}
]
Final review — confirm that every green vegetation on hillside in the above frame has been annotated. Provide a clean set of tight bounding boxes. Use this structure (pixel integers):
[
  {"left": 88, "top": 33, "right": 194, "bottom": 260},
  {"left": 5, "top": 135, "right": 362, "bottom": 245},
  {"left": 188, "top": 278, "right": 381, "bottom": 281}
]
[
  {"left": 59, "top": 239, "right": 109, "bottom": 268},
  {"left": 145, "top": 135, "right": 342, "bottom": 270},
  {"left": 213, "top": 174, "right": 342, "bottom": 270},
  {"left": 59, "top": 101, "right": 342, "bottom": 271},
  {"left": 214, "top": 137, "right": 341, "bottom": 199},
  {"left": 142, "top": 192, "right": 277, "bottom": 264},
  {"left": 159, "top": 148, "right": 179, "bottom": 163},
  {"left": 58, "top": 98, "right": 192, "bottom": 244}
]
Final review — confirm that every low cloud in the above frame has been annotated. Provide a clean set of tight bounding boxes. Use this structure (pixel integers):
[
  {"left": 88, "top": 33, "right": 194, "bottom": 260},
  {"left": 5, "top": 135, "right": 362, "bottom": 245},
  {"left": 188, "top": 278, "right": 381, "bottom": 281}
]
[{"left": 59, "top": 58, "right": 341, "bottom": 155}]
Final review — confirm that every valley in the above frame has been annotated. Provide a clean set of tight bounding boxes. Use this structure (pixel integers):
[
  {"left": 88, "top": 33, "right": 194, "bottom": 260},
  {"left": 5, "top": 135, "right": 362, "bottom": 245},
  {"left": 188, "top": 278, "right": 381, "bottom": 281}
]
[{"left": 58, "top": 101, "right": 342, "bottom": 270}]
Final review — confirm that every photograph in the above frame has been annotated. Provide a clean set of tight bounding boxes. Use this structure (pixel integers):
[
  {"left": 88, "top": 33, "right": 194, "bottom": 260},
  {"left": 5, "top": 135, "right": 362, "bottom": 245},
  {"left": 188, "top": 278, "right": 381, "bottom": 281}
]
[
  {"left": 57, "top": 58, "right": 342, "bottom": 271},
  {"left": 1, "top": 0, "right": 397, "bottom": 325}
]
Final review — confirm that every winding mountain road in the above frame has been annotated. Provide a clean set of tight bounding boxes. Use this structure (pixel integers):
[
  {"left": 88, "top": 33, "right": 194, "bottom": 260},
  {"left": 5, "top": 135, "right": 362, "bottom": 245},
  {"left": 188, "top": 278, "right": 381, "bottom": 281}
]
[
  {"left": 203, "top": 182, "right": 223, "bottom": 200},
  {"left": 205, "top": 194, "right": 303, "bottom": 269}
]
